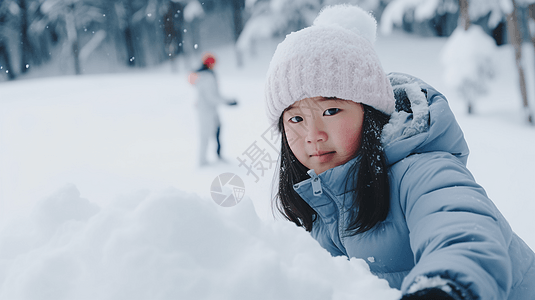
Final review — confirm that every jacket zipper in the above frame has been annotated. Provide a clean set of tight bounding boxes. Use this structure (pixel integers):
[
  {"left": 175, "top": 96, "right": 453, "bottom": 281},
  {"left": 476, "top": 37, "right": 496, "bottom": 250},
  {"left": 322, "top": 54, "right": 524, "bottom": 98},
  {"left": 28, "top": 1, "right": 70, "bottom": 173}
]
[
  {"left": 307, "top": 169, "right": 323, "bottom": 196},
  {"left": 307, "top": 169, "right": 347, "bottom": 252}
]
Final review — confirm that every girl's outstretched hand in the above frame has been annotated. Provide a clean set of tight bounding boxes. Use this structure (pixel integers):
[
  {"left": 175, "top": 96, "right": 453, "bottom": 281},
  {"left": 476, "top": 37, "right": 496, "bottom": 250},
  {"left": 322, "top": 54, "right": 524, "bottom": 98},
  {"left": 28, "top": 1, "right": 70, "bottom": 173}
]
[{"left": 401, "top": 287, "right": 462, "bottom": 300}]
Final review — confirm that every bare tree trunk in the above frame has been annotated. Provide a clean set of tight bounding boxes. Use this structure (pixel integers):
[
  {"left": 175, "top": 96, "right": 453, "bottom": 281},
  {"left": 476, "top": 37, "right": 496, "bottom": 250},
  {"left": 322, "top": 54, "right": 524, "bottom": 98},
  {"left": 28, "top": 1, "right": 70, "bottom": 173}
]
[
  {"left": 164, "top": 3, "right": 177, "bottom": 70},
  {"left": 66, "top": 3, "right": 81, "bottom": 75},
  {"left": 19, "top": 0, "right": 31, "bottom": 74},
  {"left": 72, "top": 40, "right": 81, "bottom": 75},
  {"left": 122, "top": 0, "right": 137, "bottom": 67},
  {"left": 458, "top": 0, "right": 473, "bottom": 113},
  {"left": 458, "top": 0, "right": 470, "bottom": 31},
  {"left": 528, "top": 4, "right": 535, "bottom": 118},
  {"left": 231, "top": 0, "right": 244, "bottom": 67},
  {"left": 529, "top": 4, "right": 535, "bottom": 48},
  {"left": 507, "top": 0, "right": 533, "bottom": 124},
  {"left": 0, "top": 41, "right": 16, "bottom": 79}
]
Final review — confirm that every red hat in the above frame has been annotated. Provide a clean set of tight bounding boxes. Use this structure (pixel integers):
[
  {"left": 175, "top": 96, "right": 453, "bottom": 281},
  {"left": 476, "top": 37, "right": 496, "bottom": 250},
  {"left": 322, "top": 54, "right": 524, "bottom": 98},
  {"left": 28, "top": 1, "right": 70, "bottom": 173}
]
[{"left": 202, "top": 53, "right": 216, "bottom": 69}]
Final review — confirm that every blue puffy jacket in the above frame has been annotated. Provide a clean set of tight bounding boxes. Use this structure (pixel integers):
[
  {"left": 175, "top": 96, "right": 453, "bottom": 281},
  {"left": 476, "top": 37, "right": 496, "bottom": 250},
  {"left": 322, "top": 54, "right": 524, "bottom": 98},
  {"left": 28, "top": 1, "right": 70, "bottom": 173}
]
[{"left": 292, "top": 73, "right": 535, "bottom": 299}]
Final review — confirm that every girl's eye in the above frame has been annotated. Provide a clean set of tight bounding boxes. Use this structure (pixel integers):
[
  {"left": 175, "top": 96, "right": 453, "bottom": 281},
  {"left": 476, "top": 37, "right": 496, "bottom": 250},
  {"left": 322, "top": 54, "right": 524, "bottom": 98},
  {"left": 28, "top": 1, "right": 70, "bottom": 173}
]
[
  {"left": 289, "top": 116, "right": 303, "bottom": 123},
  {"left": 324, "top": 108, "right": 340, "bottom": 116}
]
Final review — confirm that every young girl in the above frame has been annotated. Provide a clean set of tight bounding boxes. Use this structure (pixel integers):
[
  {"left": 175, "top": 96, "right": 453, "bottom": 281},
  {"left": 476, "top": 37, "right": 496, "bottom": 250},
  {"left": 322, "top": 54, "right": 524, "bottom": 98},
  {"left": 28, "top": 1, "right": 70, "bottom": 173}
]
[{"left": 264, "top": 5, "right": 535, "bottom": 300}]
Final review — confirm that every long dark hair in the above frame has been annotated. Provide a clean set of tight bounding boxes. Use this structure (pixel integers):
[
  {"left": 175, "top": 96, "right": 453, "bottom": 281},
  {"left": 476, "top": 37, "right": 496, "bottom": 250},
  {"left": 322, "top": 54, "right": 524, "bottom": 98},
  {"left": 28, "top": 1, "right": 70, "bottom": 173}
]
[{"left": 274, "top": 104, "right": 391, "bottom": 235}]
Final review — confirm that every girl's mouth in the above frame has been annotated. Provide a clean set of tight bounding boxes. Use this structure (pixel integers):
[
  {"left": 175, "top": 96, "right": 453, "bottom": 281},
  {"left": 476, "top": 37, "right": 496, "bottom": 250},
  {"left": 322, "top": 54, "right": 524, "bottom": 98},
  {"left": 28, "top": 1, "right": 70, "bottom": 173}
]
[
  {"left": 310, "top": 151, "right": 336, "bottom": 157},
  {"left": 310, "top": 151, "right": 336, "bottom": 163}
]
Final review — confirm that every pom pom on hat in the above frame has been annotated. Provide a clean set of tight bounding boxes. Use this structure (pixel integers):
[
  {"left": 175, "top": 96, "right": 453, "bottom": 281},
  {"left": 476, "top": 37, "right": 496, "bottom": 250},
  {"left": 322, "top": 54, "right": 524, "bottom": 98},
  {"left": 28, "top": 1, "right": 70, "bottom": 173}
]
[
  {"left": 264, "top": 4, "right": 394, "bottom": 128},
  {"left": 313, "top": 4, "right": 377, "bottom": 44}
]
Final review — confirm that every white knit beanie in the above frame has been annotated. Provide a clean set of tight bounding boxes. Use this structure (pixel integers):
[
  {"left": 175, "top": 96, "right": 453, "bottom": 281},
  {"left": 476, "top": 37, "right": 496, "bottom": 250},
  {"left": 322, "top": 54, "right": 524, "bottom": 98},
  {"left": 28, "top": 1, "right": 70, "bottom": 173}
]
[{"left": 265, "top": 4, "right": 395, "bottom": 127}]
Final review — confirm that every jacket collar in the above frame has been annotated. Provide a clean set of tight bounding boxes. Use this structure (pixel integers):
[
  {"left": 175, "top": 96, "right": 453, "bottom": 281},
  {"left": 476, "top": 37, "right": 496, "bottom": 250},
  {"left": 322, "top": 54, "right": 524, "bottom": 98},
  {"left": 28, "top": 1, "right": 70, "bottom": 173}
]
[
  {"left": 292, "top": 156, "right": 360, "bottom": 221},
  {"left": 382, "top": 72, "right": 469, "bottom": 166}
]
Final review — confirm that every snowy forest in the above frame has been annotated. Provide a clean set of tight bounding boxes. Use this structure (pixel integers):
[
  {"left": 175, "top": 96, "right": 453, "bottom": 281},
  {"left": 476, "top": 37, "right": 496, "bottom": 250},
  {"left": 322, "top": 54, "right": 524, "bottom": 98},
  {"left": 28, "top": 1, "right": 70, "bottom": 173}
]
[
  {"left": 1, "top": 0, "right": 535, "bottom": 120},
  {"left": 1, "top": 0, "right": 535, "bottom": 299}
]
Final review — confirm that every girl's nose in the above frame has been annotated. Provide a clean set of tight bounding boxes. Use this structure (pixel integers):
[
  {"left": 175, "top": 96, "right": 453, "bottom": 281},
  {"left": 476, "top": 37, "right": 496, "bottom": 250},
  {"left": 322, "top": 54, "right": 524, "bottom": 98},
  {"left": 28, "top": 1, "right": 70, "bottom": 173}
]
[{"left": 305, "top": 120, "right": 327, "bottom": 143}]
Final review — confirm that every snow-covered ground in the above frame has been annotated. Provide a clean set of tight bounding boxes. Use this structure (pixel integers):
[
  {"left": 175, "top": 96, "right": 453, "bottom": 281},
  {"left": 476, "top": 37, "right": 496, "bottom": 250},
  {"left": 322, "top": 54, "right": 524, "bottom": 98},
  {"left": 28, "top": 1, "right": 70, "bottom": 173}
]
[{"left": 0, "top": 31, "right": 534, "bottom": 299}]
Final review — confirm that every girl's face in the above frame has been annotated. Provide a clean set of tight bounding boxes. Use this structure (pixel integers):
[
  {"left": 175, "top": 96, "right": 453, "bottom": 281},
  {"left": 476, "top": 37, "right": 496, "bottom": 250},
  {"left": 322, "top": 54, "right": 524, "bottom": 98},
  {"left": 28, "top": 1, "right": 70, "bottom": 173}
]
[{"left": 282, "top": 97, "right": 364, "bottom": 174}]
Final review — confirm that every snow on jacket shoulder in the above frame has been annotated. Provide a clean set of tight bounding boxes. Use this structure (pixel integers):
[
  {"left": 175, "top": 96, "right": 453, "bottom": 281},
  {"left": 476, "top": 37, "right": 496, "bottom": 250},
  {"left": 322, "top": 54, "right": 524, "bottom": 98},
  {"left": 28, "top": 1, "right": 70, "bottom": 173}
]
[{"left": 292, "top": 73, "right": 535, "bottom": 300}]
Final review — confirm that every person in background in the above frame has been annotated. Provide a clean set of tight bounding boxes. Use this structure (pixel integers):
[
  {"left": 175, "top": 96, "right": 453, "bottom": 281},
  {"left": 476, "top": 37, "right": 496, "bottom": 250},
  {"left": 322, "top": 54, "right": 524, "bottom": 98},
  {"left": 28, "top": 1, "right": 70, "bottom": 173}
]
[
  {"left": 264, "top": 4, "right": 535, "bottom": 300},
  {"left": 189, "top": 53, "right": 237, "bottom": 166}
]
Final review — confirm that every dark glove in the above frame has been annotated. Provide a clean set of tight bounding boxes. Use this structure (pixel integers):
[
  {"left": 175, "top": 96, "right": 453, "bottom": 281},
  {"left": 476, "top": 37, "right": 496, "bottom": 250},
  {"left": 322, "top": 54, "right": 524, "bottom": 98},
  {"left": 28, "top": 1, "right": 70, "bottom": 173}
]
[
  {"left": 401, "top": 287, "right": 457, "bottom": 300},
  {"left": 228, "top": 99, "right": 238, "bottom": 106},
  {"left": 403, "top": 276, "right": 472, "bottom": 300}
]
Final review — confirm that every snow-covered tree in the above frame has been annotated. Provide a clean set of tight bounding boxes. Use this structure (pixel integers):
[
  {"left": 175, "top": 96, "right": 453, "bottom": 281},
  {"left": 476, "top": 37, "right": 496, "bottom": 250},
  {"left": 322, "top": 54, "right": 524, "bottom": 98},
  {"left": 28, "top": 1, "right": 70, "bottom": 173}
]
[
  {"left": 237, "top": 0, "right": 321, "bottom": 55},
  {"left": 440, "top": 25, "right": 497, "bottom": 114},
  {"left": 35, "top": 0, "right": 106, "bottom": 74},
  {"left": 113, "top": 0, "right": 191, "bottom": 68},
  {"left": 439, "top": 0, "right": 498, "bottom": 114},
  {"left": 460, "top": 0, "right": 534, "bottom": 123},
  {"left": 1, "top": 0, "right": 69, "bottom": 76},
  {"left": 323, "top": 0, "right": 384, "bottom": 13},
  {"left": 384, "top": 0, "right": 534, "bottom": 122},
  {"left": 0, "top": 1, "right": 246, "bottom": 79},
  {"left": 467, "top": 0, "right": 506, "bottom": 29},
  {"left": 380, "top": 0, "right": 458, "bottom": 36}
]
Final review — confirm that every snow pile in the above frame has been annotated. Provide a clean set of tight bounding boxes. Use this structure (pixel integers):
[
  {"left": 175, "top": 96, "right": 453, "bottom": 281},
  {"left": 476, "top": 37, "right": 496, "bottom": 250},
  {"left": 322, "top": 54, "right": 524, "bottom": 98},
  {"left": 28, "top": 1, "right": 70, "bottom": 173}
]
[
  {"left": 0, "top": 184, "right": 400, "bottom": 300},
  {"left": 440, "top": 25, "right": 497, "bottom": 110}
]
